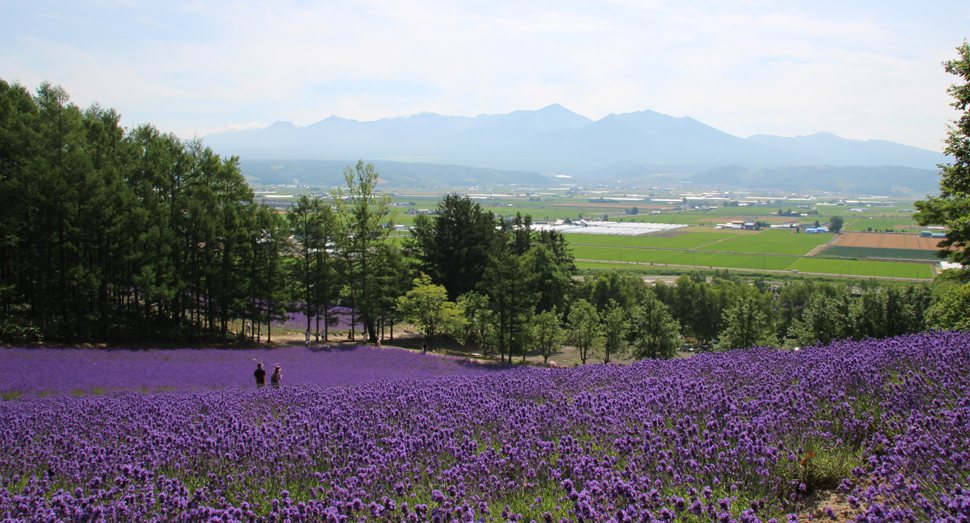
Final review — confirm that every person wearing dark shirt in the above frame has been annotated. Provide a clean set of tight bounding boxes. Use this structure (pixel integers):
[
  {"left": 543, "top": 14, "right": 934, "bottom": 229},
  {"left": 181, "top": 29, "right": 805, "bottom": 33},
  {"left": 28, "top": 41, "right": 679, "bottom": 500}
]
[{"left": 254, "top": 363, "right": 266, "bottom": 388}]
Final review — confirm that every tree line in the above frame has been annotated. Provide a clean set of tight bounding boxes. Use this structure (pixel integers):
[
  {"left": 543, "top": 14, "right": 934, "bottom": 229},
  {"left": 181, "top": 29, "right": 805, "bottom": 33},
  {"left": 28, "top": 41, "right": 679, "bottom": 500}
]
[
  {"left": 400, "top": 237, "right": 958, "bottom": 364},
  {"left": 2, "top": 78, "right": 968, "bottom": 355},
  {"left": 0, "top": 80, "right": 399, "bottom": 344}
]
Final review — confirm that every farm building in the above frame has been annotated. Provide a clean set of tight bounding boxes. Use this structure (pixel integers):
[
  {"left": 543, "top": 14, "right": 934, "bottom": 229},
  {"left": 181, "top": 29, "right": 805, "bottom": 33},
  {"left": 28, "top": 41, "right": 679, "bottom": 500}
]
[{"left": 533, "top": 221, "right": 688, "bottom": 237}]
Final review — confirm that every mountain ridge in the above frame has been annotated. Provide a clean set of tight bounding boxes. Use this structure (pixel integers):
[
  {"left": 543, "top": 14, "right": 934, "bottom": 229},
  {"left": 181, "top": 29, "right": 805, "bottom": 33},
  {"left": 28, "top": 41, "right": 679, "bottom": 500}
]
[{"left": 201, "top": 104, "right": 946, "bottom": 190}]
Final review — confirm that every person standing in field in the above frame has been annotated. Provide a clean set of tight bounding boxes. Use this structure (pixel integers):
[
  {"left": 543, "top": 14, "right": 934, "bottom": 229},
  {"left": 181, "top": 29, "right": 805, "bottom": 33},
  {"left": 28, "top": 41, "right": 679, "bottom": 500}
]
[
  {"left": 421, "top": 341, "right": 427, "bottom": 354},
  {"left": 271, "top": 365, "right": 282, "bottom": 389},
  {"left": 254, "top": 363, "right": 266, "bottom": 388}
]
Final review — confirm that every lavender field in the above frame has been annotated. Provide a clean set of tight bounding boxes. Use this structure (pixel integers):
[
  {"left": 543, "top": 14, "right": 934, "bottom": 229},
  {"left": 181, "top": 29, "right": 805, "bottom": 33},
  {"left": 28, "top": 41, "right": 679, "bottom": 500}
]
[
  {"left": 2, "top": 332, "right": 970, "bottom": 522},
  {"left": 0, "top": 345, "right": 498, "bottom": 396},
  {"left": 271, "top": 307, "right": 357, "bottom": 333}
]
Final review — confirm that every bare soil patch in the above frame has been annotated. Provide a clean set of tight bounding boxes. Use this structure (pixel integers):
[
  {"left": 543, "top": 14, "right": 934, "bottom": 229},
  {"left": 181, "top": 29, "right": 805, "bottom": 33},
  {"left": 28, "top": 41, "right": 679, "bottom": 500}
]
[
  {"left": 832, "top": 232, "right": 942, "bottom": 250},
  {"left": 797, "top": 489, "right": 861, "bottom": 522},
  {"left": 309, "top": 325, "right": 697, "bottom": 367}
]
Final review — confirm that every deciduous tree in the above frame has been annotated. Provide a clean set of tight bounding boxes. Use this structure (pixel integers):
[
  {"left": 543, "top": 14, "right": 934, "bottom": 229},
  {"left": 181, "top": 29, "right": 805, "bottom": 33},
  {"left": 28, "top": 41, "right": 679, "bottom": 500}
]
[
  {"left": 396, "top": 273, "right": 461, "bottom": 351},
  {"left": 829, "top": 216, "right": 844, "bottom": 233},
  {"left": 334, "top": 160, "right": 392, "bottom": 343},
  {"left": 567, "top": 299, "right": 601, "bottom": 365},
  {"left": 530, "top": 308, "right": 565, "bottom": 364},
  {"left": 915, "top": 41, "right": 970, "bottom": 268}
]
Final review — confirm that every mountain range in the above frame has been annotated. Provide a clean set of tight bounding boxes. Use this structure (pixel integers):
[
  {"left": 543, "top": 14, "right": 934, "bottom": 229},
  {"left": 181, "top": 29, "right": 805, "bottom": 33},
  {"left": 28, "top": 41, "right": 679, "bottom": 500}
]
[{"left": 202, "top": 104, "right": 946, "bottom": 192}]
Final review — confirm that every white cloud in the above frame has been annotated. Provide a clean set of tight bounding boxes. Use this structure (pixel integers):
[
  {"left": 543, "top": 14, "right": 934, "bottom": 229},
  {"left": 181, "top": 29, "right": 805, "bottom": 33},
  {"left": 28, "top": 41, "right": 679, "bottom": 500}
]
[
  {"left": 190, "top": 121, "right": 270, "bottom": 138},
  {"left": 0, "top": 0, "right": 963, "bottom": 150}
]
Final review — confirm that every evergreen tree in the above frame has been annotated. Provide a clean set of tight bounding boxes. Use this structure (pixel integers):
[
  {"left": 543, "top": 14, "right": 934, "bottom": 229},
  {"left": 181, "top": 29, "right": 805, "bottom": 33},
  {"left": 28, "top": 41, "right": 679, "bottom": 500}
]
[
  {"left": 717, "top": 297, "right": 776, "bottom": 350},
  {"left": 406, "top": 194, "right": 498, "bottom": 300},
  {"left": 479, "top": 245, "right": 537, "bottom": 363},
  {"left": 904, "top": 285, "right": 933, "bottom": 333},
  {"left": 788, "top": 289, "right": 852, "bottom": 346},
  {"left": 629, "top": 292, "right": 681, "bottom": 359},
  {"left": 600, "top": 300, "right": 628, "bottom": 364},
  {"left": 524, "top": 243, "right": 573, "bottom": 315},
  {"left": 853, "top": 289, "right": 884, "bottom": 339},
  {"left": 882, "top": 287, "right": 909, "bottom": 338}
]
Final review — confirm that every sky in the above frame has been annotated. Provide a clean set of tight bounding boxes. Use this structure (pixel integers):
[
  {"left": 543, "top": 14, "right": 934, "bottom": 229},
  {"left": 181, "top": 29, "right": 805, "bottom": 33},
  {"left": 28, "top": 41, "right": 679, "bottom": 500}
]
[{"left": 1, "top": 1, "right": 968, "bottom": 151}]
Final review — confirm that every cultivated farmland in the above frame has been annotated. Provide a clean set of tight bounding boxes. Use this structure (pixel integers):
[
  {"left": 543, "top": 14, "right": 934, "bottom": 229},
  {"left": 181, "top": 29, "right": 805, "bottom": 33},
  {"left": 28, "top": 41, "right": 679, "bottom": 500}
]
[
  {"left": 660, "top": 251, "right": 799, "bottom": 271},
  {"left": 832, "top": 232, "right": 942, "bottom": 250},
  {"left": 569, "top": 226, "right": 938, "bottom": 279},
  {"left": 571, "top": 246, "right": 680, "bottom": 264},
  {"left": 787, "top": 257, "right": 934, "bottom": 279},
  {"left": 822, "top": 246, "right": 940, "bottom": 261},
  {"left": 564, "top": 230, "right": 736, "bottom": 250},
  {"left": 841, "top": 216, "right": 920, "bottom": 232},
  {"left": 695, "top": 229, "right": 831, "bottom": 255}
]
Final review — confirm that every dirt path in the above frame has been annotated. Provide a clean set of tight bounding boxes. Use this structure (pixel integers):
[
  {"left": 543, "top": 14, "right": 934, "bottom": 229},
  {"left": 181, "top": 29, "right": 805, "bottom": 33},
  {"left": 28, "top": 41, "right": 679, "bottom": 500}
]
[
  {"left": 797, "top": 489, "right": 861, "bottom": 522},
  {"left": 805, "top": 234, "right": 840, "bottom": 257}
]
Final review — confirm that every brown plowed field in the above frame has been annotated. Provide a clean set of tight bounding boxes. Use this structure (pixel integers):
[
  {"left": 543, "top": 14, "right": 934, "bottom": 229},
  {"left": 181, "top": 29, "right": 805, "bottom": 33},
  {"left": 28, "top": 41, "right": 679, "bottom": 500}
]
[{"left": 832, "top": 232, "right": 943, "bottom": 250}]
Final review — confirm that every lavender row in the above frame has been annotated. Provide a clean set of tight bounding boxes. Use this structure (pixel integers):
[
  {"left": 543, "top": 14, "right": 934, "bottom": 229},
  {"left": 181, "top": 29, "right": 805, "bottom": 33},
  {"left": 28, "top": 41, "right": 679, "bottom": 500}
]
[
  {"left": 272, "top": 307, "right": 358, "bottom": 333},
  {"left": 2, "top": 331, "right": 969, "bottom": 522},
  {"left": 0, "top": 346, "right": 499, "bottom": 396}
]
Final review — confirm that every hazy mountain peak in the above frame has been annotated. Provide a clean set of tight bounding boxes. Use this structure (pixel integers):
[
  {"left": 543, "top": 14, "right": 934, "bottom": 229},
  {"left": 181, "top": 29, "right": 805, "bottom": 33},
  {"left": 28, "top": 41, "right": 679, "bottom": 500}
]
[
  {"left": 201, "top": 105, "right": 946, "bottom": 174},
  {"left": 267, "top": 121, "right": 299, "bottom": 129}
]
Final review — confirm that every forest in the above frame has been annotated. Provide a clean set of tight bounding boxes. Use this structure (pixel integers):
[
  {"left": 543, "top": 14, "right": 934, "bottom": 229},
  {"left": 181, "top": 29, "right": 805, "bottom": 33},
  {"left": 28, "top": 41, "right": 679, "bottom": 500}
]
[{"left": 0, "top": 79, "right": 964, "bottom": 358}]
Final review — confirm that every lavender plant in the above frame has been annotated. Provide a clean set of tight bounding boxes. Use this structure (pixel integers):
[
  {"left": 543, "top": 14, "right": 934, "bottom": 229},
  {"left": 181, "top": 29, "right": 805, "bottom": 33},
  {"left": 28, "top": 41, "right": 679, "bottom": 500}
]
[{"left": 1, "top": 331, "right": 968, "bottom": 522}]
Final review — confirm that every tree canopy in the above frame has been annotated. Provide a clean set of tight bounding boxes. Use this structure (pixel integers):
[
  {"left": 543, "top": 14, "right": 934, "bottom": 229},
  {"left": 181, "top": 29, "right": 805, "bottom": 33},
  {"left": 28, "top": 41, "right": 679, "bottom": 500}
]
[{"left": 916, "top": 41, "right": 970, "bottom": 268}]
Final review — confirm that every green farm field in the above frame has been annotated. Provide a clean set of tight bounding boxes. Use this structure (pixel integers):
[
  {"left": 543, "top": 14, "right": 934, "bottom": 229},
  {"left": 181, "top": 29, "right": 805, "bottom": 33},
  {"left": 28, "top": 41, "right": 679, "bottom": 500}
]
[
  {"left": 822, "top": 246, "right": 940, "bottom": 261},
  {"left": 787, "top": 258, "right": 934, "bottom": 279},
  {"left": 695, "top": 229, "right": 831, "bottom": 255},
  {"left": 571, "top": 246, "right": 680, "bottom": 264},
  {"left": 564, "top": 230, "right": 737, "bottom": 249},
  {"left": 571, "top": 245, "right": 799, "bottom": 271},
  {"left": 842, "top": 216, "right": 919, "bottom": 231},
  {"left": 576, "top": 255, "right": 934, "bottom": 279},
  {"left": 569, "top": 227, "right": 935, "bottom": 279},
  {"left": 660, "top": 251, "right": 799, "bottom": 271}
]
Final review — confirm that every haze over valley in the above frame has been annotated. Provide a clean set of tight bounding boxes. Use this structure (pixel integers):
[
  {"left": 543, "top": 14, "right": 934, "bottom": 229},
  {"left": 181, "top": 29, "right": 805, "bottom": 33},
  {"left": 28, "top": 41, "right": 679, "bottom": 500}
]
[{"left": 203, "top": 104, "right": 945, "bottom": 194}]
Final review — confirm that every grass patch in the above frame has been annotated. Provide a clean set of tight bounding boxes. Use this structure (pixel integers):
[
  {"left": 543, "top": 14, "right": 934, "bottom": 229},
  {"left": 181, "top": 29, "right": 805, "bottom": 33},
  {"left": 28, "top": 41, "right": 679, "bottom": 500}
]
[{"left": 1, "top": 390, "right": 23, "bottom": 401}]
